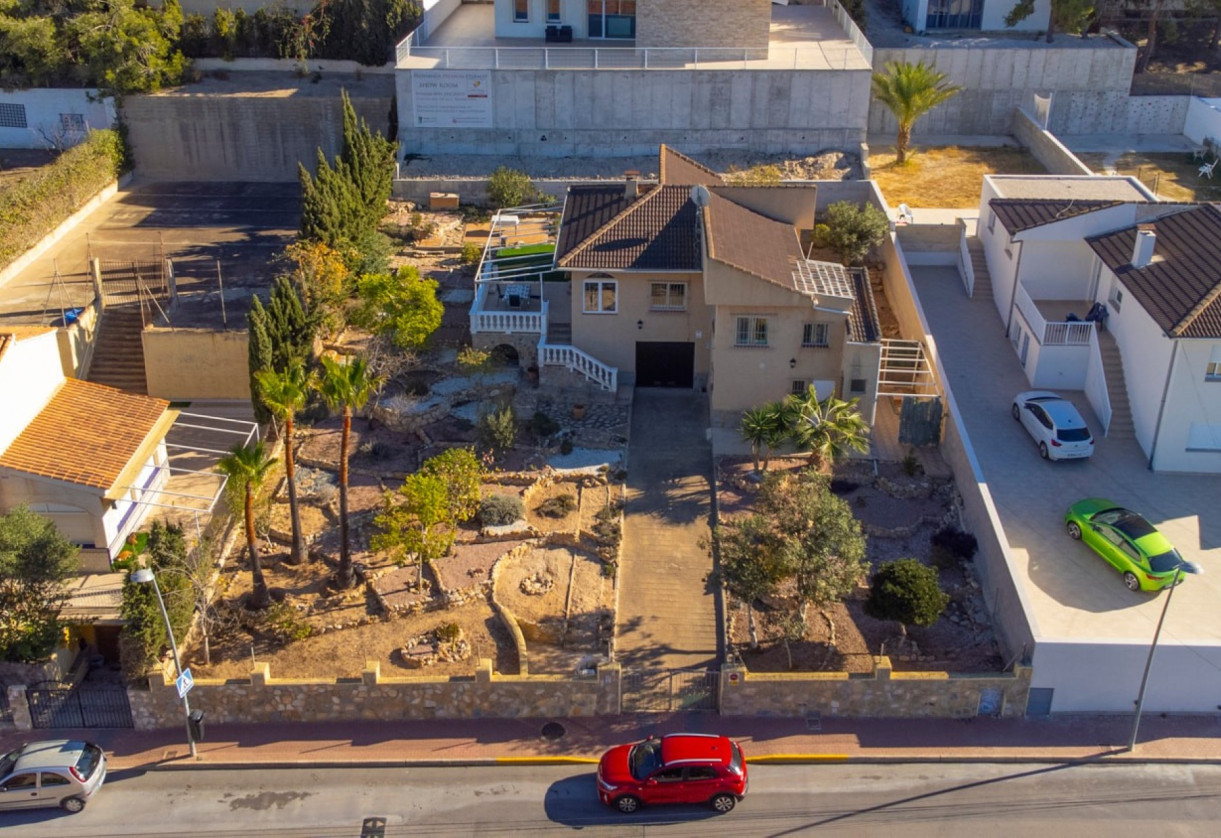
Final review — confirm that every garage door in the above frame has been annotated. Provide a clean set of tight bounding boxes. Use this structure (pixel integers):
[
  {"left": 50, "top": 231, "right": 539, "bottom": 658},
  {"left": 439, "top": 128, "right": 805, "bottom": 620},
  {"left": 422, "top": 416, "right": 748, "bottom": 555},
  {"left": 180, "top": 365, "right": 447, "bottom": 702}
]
[{"left": 635, "top": 342, "right": 694, "bottom": 388}]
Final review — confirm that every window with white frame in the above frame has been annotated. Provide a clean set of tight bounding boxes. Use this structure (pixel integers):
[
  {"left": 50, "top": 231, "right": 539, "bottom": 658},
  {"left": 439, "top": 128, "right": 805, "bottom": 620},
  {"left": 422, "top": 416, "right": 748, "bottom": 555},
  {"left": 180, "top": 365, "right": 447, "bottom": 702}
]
[
  {"left": 650, "top": 282, "right": 686, "bottom": 311},
  {"left": 1108, "top": 281, "right": 1124, "bottom": 312},
  {"left": 583, "top": 278, "right": 616, "bottom": 313},
  {"left": 547, "top": 0, "right": 561, "bottom": 21},
  {"left": 515, "top": 0, "right": 529, "bottom": 21},
  {"left": 735, "top": 316, "right": 768, "bottom": 347},
  {"left": 60, "top": 113, "right": 86, "bottom": 132},
  {"left": 802, "top": 322, "right": 830, "bottom": 347},
  {"left": 1207, "top": 346, "right": 1221, "bottom": 381}
]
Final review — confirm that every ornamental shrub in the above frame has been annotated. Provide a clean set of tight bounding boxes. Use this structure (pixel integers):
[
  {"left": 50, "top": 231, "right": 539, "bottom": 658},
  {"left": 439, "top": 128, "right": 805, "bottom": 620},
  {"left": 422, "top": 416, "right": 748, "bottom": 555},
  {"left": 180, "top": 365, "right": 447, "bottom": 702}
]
[{"left": 480, "top": 494, "right": 524, "bottom": 526}]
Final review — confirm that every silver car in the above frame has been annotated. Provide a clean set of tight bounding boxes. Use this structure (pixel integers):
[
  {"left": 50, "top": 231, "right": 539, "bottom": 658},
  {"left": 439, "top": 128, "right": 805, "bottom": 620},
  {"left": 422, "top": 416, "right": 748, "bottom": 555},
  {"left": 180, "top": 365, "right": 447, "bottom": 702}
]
[
  {"left": 0, "top": 740, "right": 107, "bottom": 813},
  {"left": 1011, "top": 390, "right": 1095, "bottom": 460}
]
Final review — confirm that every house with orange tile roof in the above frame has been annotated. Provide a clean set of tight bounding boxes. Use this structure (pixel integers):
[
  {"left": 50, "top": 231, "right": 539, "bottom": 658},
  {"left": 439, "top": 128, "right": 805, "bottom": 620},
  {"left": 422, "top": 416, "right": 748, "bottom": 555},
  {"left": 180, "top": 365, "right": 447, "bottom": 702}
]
[
  {"left": 0, "top": 327, "right": 179, "bottom": 562},
  {"left": 470, "top": 145, "right": 887, "bottom": 428}
]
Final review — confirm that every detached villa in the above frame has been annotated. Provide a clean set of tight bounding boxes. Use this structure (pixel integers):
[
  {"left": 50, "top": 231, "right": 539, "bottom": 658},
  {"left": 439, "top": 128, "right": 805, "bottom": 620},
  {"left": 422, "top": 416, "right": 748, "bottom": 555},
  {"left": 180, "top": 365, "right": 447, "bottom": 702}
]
[
  {"left": 978, "top": 175, "right": 1221, "bottom": 473},
  {"left": 471, "top": 146, "right": 902, "bottom": 428}
]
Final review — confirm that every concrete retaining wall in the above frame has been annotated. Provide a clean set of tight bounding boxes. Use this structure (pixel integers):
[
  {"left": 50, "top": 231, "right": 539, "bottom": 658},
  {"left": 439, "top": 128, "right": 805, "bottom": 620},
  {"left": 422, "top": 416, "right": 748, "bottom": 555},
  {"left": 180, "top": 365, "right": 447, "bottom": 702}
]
[
  {"left": 1050, "top": 93, "right": 1188, "bottom": 136},
  {"left": 397, "top": 68, "right": 871, "bottom": 157},
  {"left": 1012, "top": 108, "right": 1092, "bottom": 175},
  {"left": 720, "top": 659, "right": 1030, "bottom": 718},
  {"left": 0, "top": 88, "right": 115, "bottom": 149},
  {"left": 122, "top": 76, "right": 395, "bottom": 182},
  {"left": 143, "top": 327, "right": 250, "bottom": 400},
  {"left": 870, "top": 42, "right": 1135, "bottom": 137}
]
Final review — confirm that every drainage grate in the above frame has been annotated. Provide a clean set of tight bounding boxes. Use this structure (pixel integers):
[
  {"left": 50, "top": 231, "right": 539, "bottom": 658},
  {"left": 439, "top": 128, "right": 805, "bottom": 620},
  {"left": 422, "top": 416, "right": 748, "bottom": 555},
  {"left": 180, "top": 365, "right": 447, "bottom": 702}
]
[{"left": 541, "top": 722, "right": 566, "bottom": 740}]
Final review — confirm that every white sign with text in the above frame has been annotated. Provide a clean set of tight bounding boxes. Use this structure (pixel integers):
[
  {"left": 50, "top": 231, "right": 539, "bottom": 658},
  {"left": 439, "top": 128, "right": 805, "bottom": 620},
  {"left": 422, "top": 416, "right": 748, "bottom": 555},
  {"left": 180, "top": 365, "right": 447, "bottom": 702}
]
[{"left": 412, "top": 71, "right": 493, "bottom": 128}]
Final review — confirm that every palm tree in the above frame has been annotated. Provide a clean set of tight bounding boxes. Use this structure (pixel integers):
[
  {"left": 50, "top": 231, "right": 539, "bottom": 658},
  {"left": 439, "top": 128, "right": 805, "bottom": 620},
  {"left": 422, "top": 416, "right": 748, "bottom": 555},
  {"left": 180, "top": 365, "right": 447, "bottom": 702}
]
[
  {"left": 218, "top": 440, "right": 276, "bottom": 610},
  {"left": 255, "top": 362, "right": 312, "bottom": 565},
  {"left": 781, "top": 388, "right": 871, "bottom": 469},
  {"left": 871, "top": 61, "right": 961, "bottom": 165},
  {"left": 739, "top": 402, "right": 786, "bottom": 473},
  {"left": 316, "top": 355, "right": 384, "bottom": 589}
]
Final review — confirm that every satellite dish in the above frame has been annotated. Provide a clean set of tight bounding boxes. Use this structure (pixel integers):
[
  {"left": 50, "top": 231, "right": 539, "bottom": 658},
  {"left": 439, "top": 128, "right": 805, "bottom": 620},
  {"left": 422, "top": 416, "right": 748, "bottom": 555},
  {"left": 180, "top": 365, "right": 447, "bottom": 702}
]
[{"left": 689, "top": 184, "right": 710, "bottom": 207}]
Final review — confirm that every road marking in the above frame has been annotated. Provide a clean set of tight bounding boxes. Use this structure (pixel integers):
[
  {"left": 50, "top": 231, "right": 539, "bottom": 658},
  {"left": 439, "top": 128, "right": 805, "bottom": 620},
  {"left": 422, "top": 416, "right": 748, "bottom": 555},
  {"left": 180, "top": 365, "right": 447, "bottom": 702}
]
[{"left": 747, "top": 754, "right": 850, "bottom": 764}]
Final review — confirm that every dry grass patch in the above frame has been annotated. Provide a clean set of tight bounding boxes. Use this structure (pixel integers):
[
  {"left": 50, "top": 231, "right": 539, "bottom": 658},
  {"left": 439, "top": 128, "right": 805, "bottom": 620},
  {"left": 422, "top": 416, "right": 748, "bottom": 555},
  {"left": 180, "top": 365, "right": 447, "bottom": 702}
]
[
  {"left": 1074, "top": 152, "right": 1220, "bottom": 203},
  {"left": 869, "top": 145, "right": 1046, "bottom": 208}
]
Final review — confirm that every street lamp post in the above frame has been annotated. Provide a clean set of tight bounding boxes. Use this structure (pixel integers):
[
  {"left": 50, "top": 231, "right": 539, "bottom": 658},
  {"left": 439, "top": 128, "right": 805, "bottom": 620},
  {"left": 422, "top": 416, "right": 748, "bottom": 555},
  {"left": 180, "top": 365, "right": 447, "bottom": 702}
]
[
  {"left": 1128, "top": 566, "right": 1182, "bottom": 752},
  {"left": 131, "top": 567, "right": 197, "bottom": 758}
]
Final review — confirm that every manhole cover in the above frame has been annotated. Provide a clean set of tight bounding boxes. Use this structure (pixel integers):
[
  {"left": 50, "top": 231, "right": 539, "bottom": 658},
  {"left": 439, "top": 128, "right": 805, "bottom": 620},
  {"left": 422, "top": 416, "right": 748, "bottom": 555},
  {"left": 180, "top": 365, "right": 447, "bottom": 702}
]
[{"left": 541, "top": 722, "right": 566, "bottom": 740}]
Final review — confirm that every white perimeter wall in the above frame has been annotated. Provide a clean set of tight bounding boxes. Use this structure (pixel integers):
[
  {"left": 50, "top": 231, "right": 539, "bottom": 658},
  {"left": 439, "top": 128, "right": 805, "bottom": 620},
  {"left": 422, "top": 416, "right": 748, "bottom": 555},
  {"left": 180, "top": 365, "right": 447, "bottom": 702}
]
[
  {"left": 1033, "top": 639, "right": 1221, "bottom": 713},
  {"left": 1181, "top": 96, "right": 1221, "bottom": 145},
  {"left": 0, "top": 332, "right": 65, "bottom": 453},
  {"left": 0, "top": 89, "right": 115, "bottom": 149}
]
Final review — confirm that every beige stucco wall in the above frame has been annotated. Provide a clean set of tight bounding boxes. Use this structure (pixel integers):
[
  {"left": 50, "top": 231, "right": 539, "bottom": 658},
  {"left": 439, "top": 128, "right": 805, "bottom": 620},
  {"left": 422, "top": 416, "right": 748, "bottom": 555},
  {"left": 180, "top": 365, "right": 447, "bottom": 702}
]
[
  {"left": 720, "top": 660, "right": 1031, "bottom": 718},
  {"left": 704, "top": 261, "right": 847, "bottom": 420},
  {"left": 568, "top": 269, "right": 710, "bottom": 381},
  {"left": 143, "top": 328, "right": 250, "bottom": 401},
  {"left": 713, "top": 185, "right": 817, "bottom": 230},
  {"left": 0, "top": 473, "right": 107, "bottom": 550},
  {"left": 636, "top": 0, "right": 770, "bottom": 50}
]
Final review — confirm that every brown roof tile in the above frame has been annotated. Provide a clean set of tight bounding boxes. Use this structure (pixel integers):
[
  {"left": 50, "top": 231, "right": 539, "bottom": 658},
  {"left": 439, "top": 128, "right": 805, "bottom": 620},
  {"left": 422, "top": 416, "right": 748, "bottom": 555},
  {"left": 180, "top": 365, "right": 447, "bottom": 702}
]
[
  {"left": 1087, "top": 204, "right": 1221, "bottom": 338},
  {"left": 659, "top": 145, "right": 724, "bottom": 186},
  {"left": 990, "top": 198, "right": 1122, "bottom": 234},
  {"left": 705, "top": 190, "right": 804, "bottom": 289},
  {"left": 848, "top": 269, "right": 880, "bottom": 343},
  {"left": 555, "top": 184, "right": 638, "bottom": 264},
  {"left": 557, "top": 184, "right": 701, "bottom": 271},
  {"left": 0, "top": 378, "right": 170, "bottom": 491}
]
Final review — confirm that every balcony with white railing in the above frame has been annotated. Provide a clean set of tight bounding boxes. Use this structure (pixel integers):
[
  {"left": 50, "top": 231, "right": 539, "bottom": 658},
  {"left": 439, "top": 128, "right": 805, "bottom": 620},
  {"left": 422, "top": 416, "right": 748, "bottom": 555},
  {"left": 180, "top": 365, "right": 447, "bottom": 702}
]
[
  {"left": 397, "top": 4, "right": 871, "bottom": 71},
  {"left": 1015, "top": 286, "right": 1096, "bottom": 347}
]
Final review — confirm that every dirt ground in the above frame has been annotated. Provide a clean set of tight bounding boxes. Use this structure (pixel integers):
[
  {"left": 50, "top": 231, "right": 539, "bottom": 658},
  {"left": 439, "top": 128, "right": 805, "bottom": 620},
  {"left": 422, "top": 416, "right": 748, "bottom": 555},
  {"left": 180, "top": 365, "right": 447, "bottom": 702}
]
[
  {"left": 1075, "top": 151, "right": 1220, "bottom": 203},
  {"left": 869, "top": 145, "right": 1047, "bottom": 208},
  {"left": 719, "top": 456, "right": 1002, "bottom": 675}
]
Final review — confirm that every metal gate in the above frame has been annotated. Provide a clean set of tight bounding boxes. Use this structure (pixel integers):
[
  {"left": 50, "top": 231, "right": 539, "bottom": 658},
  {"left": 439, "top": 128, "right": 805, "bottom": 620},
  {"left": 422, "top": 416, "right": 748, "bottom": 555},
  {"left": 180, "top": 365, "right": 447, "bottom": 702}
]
[
  {"left": 27, "top": 686, "right": 134, "bottom": 729},
  {"left": 898, "top": 396, "right": 943, "bottom": 447},
  {"left": 622, "top": 669, "right": 718, "bottom": 713}
]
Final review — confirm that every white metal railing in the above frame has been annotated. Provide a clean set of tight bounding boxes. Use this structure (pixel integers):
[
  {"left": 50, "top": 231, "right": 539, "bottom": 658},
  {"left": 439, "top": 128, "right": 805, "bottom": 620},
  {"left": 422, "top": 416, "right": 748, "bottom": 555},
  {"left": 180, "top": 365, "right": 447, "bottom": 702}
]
[
  {"left": 397, "top": 45, "right": 863, "bottom": 71},
  {"left": 825, "top": 0, "right": 873, "bottom": 64},
  {"left": 1043, "top": 321, "right": 1094, "bottom": 346},
  {"left": 539, "top": 343, "right": 618, "bottom": 391},
  {"left": 1083, "top": 327, "right": 1113, "bottom": 436}
]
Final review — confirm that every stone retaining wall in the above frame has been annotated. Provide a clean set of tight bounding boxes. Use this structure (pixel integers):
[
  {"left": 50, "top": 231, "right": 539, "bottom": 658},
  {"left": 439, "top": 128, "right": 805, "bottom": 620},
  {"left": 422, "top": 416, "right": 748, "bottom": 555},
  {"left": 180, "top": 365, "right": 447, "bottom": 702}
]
[{"left": 720, "top": 658, "right": 1030, "bottom": 718}]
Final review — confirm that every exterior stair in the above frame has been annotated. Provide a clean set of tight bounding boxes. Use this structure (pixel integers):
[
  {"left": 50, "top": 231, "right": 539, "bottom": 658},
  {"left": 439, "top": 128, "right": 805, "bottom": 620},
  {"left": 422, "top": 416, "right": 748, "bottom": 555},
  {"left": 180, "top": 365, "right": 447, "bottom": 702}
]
[
  {"left": 545, "top": 321, "right": 572, "bottom": 344},
  {"left": 1097, "top": 330, "right": 1135, "bottom": 440},
  {"left": 967, "top": 236, "right": 993, "bottom": 303},
  {"left": 87, "top": 307, "right": 148, "bottom": 394}
]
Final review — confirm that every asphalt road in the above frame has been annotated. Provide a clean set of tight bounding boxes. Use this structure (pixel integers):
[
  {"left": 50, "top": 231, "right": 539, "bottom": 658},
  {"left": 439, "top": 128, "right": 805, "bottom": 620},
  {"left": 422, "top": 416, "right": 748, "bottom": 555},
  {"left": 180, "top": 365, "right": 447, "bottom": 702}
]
[
  {"left": 2, "top": 763, "right": 1219, "bottom": 837},
  {"left": 0, "top": 181, "right": 300, "bottom": 328}
]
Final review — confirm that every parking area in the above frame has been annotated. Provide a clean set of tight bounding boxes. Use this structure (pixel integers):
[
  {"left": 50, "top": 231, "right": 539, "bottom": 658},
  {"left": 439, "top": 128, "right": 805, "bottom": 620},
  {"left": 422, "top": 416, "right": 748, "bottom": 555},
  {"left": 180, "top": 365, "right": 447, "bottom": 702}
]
[
  {"left": 0, "top": 180, "right": 299, "bottom": 328},
  {"left": 912, "top": 265, "right": 1221, "bottom": 712}
]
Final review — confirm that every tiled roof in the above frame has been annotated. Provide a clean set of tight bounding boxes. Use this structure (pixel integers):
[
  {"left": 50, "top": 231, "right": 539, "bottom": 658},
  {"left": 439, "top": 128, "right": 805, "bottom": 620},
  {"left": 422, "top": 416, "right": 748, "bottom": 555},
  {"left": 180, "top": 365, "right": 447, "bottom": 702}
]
[
  {"left": 989, "top": 198, "right": 1122, "bottom": 234},
  {"left": 848, "top": 268, "right": 880, "bottom": 344},
  {"left": 705, "top": 189, "right": 804, "bottom": 289},
  {"left": 1087, "top": 204, "right": 1221, "bottom": 338},
  {"left": 659, "top": 144, "right": 724, "bottom": 186},
  {"left": 557, "top": 184, "right": 701, "bottom": 271},
  {"left": 0, "top": 378, "right": 171, "bottom": 491},
  {"left": 554, "top": 184, "right": 638, "bottom": 264}
]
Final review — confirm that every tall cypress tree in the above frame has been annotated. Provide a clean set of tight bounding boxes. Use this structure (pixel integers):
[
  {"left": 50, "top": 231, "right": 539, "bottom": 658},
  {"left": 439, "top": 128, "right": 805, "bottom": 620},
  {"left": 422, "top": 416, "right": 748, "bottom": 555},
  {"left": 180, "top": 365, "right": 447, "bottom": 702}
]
[
  {"left": 340, "top": 90, "right": 396, "bottom": 229},
  {"left": 266, "top": 276, "right": 314, "bottom": 370},
  {"left": 247, "top": 296, "right": 273, "bottom": 425}
]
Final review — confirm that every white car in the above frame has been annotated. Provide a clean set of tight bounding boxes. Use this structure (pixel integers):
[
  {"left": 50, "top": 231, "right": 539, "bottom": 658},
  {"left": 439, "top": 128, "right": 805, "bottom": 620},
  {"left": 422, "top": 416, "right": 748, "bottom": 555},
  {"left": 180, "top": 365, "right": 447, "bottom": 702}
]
[
  {"left": 0, "top": 740, "right": 107, "bottom": 813},
  {"left": 1011, "top": 391, "right": 1095, "bottom": 460}
]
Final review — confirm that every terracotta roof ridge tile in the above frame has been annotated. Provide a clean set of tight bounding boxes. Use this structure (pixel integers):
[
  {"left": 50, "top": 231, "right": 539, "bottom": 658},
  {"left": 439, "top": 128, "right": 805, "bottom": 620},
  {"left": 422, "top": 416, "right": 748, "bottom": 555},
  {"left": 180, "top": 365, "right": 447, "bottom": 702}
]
[{"left": 557, "top": 184, "right": 664, "bottom": 267}]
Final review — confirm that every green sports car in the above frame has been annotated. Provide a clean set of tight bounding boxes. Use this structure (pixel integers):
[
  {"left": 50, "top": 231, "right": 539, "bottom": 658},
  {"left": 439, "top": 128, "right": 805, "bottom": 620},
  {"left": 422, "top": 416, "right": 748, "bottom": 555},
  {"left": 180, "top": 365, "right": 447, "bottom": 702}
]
[{"left": 1065, "top": 498, "right": 1201, "bottom": 592}]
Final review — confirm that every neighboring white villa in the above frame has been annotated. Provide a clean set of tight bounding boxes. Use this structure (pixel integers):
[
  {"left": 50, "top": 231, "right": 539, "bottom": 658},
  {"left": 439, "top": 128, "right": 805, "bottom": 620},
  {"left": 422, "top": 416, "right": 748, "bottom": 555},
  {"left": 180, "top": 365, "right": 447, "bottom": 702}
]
[
  {"left": 900, "top": 0, "right": 1050, "bottom": 33},
  {"left": 978, "top": 175, "right": 1221, "bottom": 473}
]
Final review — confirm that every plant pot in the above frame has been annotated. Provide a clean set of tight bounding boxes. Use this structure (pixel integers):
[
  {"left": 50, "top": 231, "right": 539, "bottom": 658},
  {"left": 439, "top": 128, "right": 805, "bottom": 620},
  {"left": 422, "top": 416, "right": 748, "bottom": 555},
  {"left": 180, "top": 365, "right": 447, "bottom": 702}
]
[{"left": 571, "top": 404, "right": 587, "bottom": 420}]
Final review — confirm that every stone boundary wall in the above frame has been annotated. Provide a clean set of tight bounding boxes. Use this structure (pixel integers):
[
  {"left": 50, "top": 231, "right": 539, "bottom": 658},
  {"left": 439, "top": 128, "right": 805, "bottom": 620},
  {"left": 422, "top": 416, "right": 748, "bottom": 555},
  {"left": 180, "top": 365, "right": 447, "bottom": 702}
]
[
  {"left": 1012, "top": 108, "right": 1092, "bottom": 176},
  {"left": 123, "top": 657, "right": 623, "bottom": 728},
  {"left": 720, "top": 659, "right": 1031, "bottom": 718}
]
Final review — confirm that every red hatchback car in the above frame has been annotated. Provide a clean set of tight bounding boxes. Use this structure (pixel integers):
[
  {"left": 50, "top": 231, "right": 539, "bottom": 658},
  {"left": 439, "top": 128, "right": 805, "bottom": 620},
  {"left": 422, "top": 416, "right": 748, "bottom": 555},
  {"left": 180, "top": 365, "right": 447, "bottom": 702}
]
[{"left": 597, "top": 733, "right": 748, "bottom": 814}]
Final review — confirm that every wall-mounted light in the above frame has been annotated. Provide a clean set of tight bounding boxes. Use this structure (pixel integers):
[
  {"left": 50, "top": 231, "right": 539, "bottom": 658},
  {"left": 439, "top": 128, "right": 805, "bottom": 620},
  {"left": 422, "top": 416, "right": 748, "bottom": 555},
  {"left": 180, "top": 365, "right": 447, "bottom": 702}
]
[
  {"left": 789, "top": 358, "right": 797, "bottom": 369},
  {"left": 637, "top": 320, "right": 644, "bottom": 330}
]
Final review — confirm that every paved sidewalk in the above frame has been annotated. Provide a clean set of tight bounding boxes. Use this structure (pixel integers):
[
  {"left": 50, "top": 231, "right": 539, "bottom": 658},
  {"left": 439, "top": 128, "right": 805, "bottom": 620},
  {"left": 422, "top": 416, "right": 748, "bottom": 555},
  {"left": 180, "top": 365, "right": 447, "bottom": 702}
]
[{"left": 5, "top": 713, "right": 1221, "bottom": 772}]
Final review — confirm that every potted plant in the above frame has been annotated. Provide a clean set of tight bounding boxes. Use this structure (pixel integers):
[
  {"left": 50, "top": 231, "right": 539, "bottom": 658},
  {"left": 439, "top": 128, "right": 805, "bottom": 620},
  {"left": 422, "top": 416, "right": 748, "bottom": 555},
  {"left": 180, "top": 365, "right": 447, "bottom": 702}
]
[{"left": 572, "top": 403, "right": 587, "bottom": 420}]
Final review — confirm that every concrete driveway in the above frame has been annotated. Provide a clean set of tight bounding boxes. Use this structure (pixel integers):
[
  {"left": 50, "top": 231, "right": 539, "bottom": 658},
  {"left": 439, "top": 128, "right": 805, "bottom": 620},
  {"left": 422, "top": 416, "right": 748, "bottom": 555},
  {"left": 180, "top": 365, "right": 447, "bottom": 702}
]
[
  {"left": 615, "top": 388, "right": 720, "bottom": 672},
  {"left": 912, "top": 265, "right": 1221, "bottom": 710},
  {"left": 0, "top": 180, "right": 299, "bottom": 328}
]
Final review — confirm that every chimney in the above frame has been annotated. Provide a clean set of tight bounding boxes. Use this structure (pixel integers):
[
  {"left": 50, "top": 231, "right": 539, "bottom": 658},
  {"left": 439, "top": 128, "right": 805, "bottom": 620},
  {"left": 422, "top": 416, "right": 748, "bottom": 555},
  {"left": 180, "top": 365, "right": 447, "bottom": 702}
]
[
  {"left": 1131, "top": 225, "right": 1156, "bottom": 268},
  {"left": 624, "top": 170, "right": 640, "bottom": 198}
]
